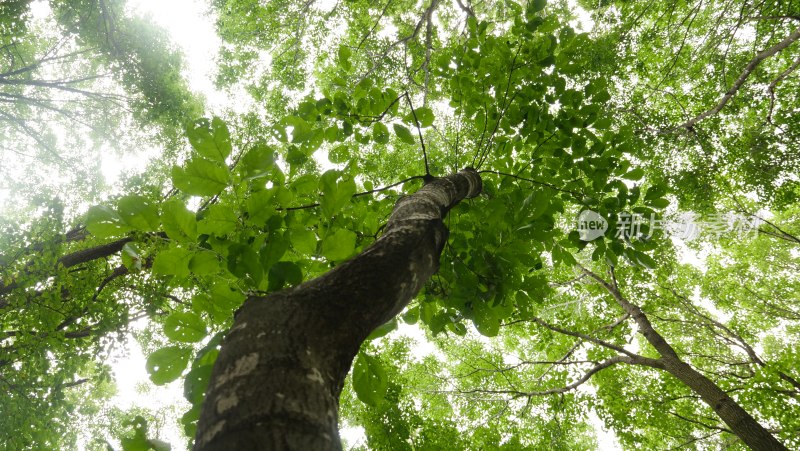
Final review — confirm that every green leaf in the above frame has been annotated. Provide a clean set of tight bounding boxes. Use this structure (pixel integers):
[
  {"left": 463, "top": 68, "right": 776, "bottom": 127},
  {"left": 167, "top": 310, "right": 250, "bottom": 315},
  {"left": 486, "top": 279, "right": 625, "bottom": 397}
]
[
  {"left": 353, "top": 352, "right": 388, "bottom": 406},
  {"left": 291, "top": 174, "right": 318, "bottom": 195},
  {"left": 289, "top": 227, "right": 317, "bottom": 255},
  {"left": 245, "top": 189, "right": 277, "bottom": 225},
  {"left": 523, "top": 190, "right": 549, "bottom": 220},
  {"left": 622, "top": 168, "right": 645, "bottom": 181},
  {"left": 268, "top": 261, "right": 303, "bottom": 291},
  {"left": 117, "top": 195, "right": 159, "bottom": 231},
  {"left": 238, "top": 143, "right": 275, "bottom": 181},
  {"left": 419, "top": 300, "right": 437, "bottom": 325},
  {"left": 337, "top": 45, "right": 352, "bottom": 71},
  {"left": 197, "top": 204, "right": 239, "bottom": 237},
  {"left": 560, "top": 247, "right": 577, "bottom": 266},
  {"left": 319, "top": 170, "right": 357, "bottom": 216},
  {"left": 467, "top": 15, "right": 478, "bottom": 33},
  {"left": 647, "top": 197, "right": 670, "bottom": 209},
  {"left": 472, "top": 300, "right": 500, "bottom": 337},
  {"left": 172, "top": 157, "right": 229, "bottom": 196},
  {"left": 448, "top": 321, "right": 468, "bottom": 336},
  {"left": 429, "top": 312, "right": 451, "bottom": 335},
  {"left": 260, "top": 232, "right": 289, "bottom": 269},
  {"left": 366, "top": 319, "right": 398, "bottom": 341},
  {"left": 146, "top": 346, "right": 192, "bottom": 385},
  {"left": 321, "top": 228, "right": 357, "bottom": 261},
  {"left": 329, "top": 145, "right": 350, "bottom": 164},
  {"left": 180, "top": 406, "right": 200, "bottom": 439},
  {"left": 633, "top": 250, "right": 658, "bottom": 269},
  {"left": 407, "top": 107, "right": 434, "bottom": 127},
  {"left": 211, "top": 283, "right": 246, "bottom": 312},
  {"left": 339, "top": 45, "right": 353, "bottom": 60},
  {"left": 530, "top": 0, "right": 547, "bottom": 13},
  {"left": 591, "top": 241, "right": 606, "bottom": 262},
  {"left": 593, "top": 89, "right": 611, "bottom": 103},
  {"left": 161, "top": 199, "right": 197, "bottom": 241},
  {"left": 594, "top": 116, "right": 612, "bottom": 129},
  {"left": 227, "top": 243, "right": 263, "bottom": 286},
  {"left": 152, "top": 247, "right": 191, "bottom": 278},
  {"left": 354, "top": 78, "right": 372, "bottom": 99},
  {"left": 85, "top": 205, "right": 132, "bottom": 239},
  {"left": 193, "top": 333, "right": 222, "bottom": 367},
  {"left": 286, "top": 146, "right": 308, "bottom": 167},
  {"left": 186, "top": 117, "right": 232, "bottom": 162},
  {"left": 120, "top": 416, "right": 150, "bottom": 451},
  {"left": 402, "top": 306, "right": 419, "bottom": 324},
  {"left": 164, "top": 311, "right": 207, "bottom": 343},
  {"left": 584, "top": 79, "right": 605, "bottom": 97},
  {"left": 184, "top": 364, "right": 214, "bottom": 405},
  {"left": 526, "top": 17, "right": 543, "bottom": 32},
  {"left": 372, "top": 122, "right": 390, "bottom": 144},
  {"left": 393, "top": 123, "right": 415, "bottom": 144},
  {"left": 121, "top": 243, "right": 142, "bottom": 271},
  {"left": 189, "top": 250, "right": 219, "bottom": 275},
  {"left": 552, "top": 244, "right": 577, "bottom": 267},
  {"left": 644, "top": 185, "right": 667, "bottom": 200},
  {"left": 323, "top": 125, "right": 338, "bottom": 143},
  {"left": 285, "top": 116, "right": 312, "bottom": 143}
]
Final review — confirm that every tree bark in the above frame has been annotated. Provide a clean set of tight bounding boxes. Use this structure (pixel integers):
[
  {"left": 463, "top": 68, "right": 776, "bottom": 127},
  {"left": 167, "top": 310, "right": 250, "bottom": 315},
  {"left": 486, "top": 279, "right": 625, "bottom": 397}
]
[{"left": 194, "top": 169, "right": 482, "bottom": 451}]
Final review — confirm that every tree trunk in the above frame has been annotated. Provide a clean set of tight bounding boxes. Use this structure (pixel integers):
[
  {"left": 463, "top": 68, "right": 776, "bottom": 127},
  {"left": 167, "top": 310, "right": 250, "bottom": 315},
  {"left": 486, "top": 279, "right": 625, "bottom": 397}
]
[
  {"left": 194, "top": 169, "right": 482, "bottom": 451},
  {"left": 582, "top": 269, "right": 787, "bottom": 450},
  {"left": 661, "top": 358, "right": 787, "bottom": 451}
]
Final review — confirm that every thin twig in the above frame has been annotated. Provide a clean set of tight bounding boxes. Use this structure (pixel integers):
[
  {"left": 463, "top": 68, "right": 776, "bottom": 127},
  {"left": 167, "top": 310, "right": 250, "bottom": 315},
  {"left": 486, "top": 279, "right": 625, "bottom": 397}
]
[
  {"left": 403, "top": 92, "right": 430, "bottom": 176},
  {"left": 281, "top": 175, "right": 426, "bottom": 211},
  {"left": 478, "top": 170, "right": 583, "bottom": 198}
]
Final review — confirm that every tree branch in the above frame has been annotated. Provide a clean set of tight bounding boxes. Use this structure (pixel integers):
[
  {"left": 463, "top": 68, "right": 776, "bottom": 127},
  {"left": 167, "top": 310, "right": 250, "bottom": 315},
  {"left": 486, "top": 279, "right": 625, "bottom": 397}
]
[
  {"left": 281, "top": 175, "right": 427, "bottom": 211},
  {"left": 672, "top": 27, "right": 800, "bottom": 131},
  {"left": 517, "top": 316, "right": 660, "bottom": 365},
  {"left": 455, "top": 355, "right": 661, "bottom": 399}
]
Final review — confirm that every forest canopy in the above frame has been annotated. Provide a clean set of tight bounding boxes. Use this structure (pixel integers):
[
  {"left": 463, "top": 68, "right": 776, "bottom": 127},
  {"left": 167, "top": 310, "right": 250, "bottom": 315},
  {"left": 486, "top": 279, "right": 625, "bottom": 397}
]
[{"left": 1, "top": 0, "right": 798, "bottom": 449}]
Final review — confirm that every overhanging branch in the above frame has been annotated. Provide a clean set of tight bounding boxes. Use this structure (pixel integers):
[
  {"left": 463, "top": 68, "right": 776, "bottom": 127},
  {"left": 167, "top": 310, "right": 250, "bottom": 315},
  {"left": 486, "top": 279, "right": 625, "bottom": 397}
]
[{"left": 672, "top": 27, "right": 800, "bottom": 131}]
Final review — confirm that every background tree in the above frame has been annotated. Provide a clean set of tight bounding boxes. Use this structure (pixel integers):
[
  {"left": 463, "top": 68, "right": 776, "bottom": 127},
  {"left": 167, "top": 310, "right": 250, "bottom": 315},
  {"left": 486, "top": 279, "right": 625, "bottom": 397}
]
[
  {"left": 0, "top": 0, "right": 200, "bottom": 209},
  {"left": 0, "top": 0, "right": 199, "bottom": 447}
]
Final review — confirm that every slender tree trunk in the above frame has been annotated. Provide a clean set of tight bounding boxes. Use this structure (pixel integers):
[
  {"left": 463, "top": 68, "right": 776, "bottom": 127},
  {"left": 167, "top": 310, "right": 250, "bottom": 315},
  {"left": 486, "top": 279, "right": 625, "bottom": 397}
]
[
  {"left": 194, "top": 169, "right": 482, "bottom": 451},
  {"left": 661, "top": 358, "right": 787, "bottom": 451},
  {"left": 582, "top": 268, "right": 787, "bottom": 450}
]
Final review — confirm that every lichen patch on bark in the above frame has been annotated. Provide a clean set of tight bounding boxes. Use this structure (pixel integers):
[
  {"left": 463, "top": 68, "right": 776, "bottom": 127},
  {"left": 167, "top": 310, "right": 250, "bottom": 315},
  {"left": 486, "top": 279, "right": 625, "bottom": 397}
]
[
  {"left": 215, "top": 352, "right": 259, "bottom": 388},
  {"left": 307, "top": 367, "right": 325, "bottom": 385},
  {"left": 198, "top": 420, "right": 225, "bottom": 446},
  {"left": 216, "top": 393, "right": 239, "bottom": 414}
]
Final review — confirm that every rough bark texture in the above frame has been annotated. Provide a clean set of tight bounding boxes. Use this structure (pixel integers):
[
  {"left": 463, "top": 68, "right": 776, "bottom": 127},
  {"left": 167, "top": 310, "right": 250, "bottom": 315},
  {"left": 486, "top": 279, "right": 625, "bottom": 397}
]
[{"left": 194, "top": 169, "right": 482, "bottom": 451}]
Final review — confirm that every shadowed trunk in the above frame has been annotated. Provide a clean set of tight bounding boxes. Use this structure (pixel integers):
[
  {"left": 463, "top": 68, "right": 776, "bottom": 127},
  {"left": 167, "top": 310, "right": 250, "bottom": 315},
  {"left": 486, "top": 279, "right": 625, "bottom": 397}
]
[{"left": 194, "top": 169, "right": 482, "bottom": 451}]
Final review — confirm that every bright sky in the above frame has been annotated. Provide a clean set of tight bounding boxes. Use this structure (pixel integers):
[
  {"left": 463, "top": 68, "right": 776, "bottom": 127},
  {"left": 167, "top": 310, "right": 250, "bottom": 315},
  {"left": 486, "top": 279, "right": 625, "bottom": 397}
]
[{"left": 126, "top": 0, "right": 222, "bottom": 108}]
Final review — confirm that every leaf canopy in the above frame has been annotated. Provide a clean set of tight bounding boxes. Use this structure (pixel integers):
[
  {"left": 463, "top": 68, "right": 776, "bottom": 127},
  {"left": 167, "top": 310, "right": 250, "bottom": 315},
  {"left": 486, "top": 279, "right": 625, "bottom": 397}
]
[{"left": 1, "top": 0, "right": 799, "bottom": 449}]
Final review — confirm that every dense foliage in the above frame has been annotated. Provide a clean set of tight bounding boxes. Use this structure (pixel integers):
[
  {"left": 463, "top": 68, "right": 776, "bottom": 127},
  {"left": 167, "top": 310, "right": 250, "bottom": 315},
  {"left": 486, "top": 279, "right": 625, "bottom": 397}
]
[{"left": 1, "top": 0, "right": 798, "bottom": 449}]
